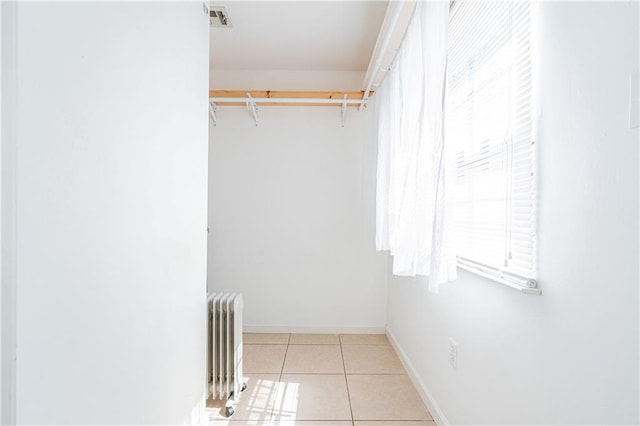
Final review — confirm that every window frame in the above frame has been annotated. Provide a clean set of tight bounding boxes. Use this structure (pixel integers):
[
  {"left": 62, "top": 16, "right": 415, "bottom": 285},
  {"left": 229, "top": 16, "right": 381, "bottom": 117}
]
[{"left": 446, "top": 0, "right": 539, "bottom": 294}]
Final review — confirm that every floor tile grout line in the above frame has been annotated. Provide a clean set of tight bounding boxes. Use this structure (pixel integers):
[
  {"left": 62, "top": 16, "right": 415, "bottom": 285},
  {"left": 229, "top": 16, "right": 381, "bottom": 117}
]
[
  {"left": 268, "top": 334, "right": 290, "bottom": 424},
  {"left": 341, "top": 343, "right": 391, "bottom": 345},
  {"left": 247, "top": 372, "right": 407, "bottom": 375},
  {"left": 346, "top": 373, "right": 408, "bottom": 376},
  {"left": 339, "top": 337, "right": 355, "bottom": 426}
]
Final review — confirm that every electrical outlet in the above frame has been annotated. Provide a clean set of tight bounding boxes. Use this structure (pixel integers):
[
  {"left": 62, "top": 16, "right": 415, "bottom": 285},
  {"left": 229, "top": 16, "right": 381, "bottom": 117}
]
[{"left": 449, "top": 338, "right": 457, "bottom": 369}]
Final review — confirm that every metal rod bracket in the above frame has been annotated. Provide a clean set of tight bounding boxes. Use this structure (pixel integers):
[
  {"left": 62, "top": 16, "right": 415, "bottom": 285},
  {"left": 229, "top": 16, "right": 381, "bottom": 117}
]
[
  {"left": 341, "top": 94, "right": 348, "bottom": 127},
  {"left": 209, "top": 102, "right": 217, "bottom": 126},
  {"left": 246, "top": 93, "right": 259, "bottom": 126}
]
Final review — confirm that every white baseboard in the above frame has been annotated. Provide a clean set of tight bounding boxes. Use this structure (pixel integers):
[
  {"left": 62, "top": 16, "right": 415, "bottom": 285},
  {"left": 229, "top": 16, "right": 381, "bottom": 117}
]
[
  {"left": 187, "top": 391, "right": 207, "bottom": 426},
  {"left": 243, "top": 325, "right": 386, "bottom": 334},
  {"left": 386, "top": 327, "right": 450, "bottom": 426}
]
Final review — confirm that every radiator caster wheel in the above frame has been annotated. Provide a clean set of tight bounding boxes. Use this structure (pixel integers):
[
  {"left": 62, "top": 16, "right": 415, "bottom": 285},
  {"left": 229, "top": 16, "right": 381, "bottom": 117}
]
[
  {"left": 241, "top": 382, "right": 247, "bottom": 392},
  {"left": 225, "top": 406, "right": 234, "bottom": 417}
]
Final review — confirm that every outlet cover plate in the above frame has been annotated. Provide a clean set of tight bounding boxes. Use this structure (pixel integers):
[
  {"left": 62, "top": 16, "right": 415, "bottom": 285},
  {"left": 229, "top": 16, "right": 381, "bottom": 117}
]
[{"left": 449, "top": 338, "right": 458, "bottom": 369}]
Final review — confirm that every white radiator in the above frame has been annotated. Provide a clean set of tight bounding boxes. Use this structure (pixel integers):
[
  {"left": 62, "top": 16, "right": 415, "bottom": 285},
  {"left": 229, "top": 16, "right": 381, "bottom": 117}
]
[{"left": 207, "top": 293, "right": 245, "bottom": 417}]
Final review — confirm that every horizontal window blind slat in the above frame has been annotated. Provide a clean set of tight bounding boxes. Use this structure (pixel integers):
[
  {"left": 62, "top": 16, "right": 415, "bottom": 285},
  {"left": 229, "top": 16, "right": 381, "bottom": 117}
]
[{"left": 448, "top": 0, "right": 536, "bottom": 283}]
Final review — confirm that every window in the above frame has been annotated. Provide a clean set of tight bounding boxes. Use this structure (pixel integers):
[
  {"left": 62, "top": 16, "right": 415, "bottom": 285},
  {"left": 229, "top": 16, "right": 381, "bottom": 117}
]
[{"left": 446, "top": 0, "right": 537, "bottom": 289}]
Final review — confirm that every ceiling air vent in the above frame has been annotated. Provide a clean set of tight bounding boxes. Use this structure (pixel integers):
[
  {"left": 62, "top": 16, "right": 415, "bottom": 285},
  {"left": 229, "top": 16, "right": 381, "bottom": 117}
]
[{"left": 209, "top": 6, "right": 232, "bottom": 28}]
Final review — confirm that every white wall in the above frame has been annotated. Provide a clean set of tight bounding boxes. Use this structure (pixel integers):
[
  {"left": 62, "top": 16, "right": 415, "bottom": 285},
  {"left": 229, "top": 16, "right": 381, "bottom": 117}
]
[
  {"left": 386, "top": 2, "right": 639, "bottom": 425},
  {"left": 0, "top": 2, "right": 18, "bottom": 423},
  {"left": 210, "top": 69, "right": 366, "bottom": 91},
  {"left": 208, "top": 105, "right": 388, "bottom": 331},
  {"left": 0, "top": 3, "right": 3, "bottom": 422},
  {"left": 0, "top": 4, "right": 4, "bottom": 422},
  {"left": 15, "top": 3, "right": 209, "bottom": 424}
]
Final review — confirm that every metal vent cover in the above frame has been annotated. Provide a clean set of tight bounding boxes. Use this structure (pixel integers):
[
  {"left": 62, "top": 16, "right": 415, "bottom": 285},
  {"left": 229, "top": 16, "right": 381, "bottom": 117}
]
[{"left": 209, "top": 6, "right": 232, "bottom": 28}]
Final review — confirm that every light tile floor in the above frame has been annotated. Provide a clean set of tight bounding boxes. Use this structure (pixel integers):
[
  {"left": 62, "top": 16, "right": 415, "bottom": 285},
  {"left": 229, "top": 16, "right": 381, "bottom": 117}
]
[{"left": 206, "top": 334, "right": 434, "bottom": 426}]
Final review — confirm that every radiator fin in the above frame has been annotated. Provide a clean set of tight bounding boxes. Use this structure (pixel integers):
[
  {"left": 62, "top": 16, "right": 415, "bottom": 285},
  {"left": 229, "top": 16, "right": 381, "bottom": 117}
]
[{"left": 208, "top": 293, "right": 243, "bottom": 402}]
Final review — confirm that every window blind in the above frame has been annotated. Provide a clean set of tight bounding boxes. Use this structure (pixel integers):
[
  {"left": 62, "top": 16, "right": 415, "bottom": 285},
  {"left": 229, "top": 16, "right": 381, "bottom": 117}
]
[{"left": 446, "top": 0, "right": 537, "bottom": 287}]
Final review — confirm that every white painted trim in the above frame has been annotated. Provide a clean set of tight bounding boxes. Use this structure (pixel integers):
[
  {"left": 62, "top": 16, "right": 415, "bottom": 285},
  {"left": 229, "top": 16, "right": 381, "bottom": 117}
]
[
  {"left": 361, "top": 1, "right": 417, "bottom": 92},
  {"left": 386, "top": 327, "right": 450, "bottom": 426},
  {"left": 186, "top": 392, "right": 207, "bottom": 426},
  {"left": 243, "top": 325, "right": 386, "bottom": 334}
]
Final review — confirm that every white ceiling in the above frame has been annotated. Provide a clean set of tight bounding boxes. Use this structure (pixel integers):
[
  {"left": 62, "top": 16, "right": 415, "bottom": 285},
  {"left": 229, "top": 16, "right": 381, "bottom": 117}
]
[{"left": 210, "top": 1, "right": 389, "bottom": 72}]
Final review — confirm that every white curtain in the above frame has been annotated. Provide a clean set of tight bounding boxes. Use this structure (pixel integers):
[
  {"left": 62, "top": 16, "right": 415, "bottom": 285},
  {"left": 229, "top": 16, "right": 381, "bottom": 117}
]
[{"left": 375, "top": 1, "right": 456, "bottom": 292}]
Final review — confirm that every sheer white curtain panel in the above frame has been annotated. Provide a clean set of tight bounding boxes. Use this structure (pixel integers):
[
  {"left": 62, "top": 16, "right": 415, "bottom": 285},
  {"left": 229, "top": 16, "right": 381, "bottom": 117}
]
[{"left": 375, "top": 1, "right": 456, "bottom": 292}]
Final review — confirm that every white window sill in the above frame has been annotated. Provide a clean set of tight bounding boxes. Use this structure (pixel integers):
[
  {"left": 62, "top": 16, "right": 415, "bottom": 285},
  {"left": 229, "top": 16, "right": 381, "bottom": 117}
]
[{"left": 457, "top": 258, "right": 541, "bottom": 296}]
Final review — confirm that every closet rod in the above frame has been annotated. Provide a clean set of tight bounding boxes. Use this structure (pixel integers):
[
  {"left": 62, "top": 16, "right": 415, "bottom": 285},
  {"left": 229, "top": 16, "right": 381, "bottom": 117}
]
[
  {"left": 209, "top": 97, "right": 366, "bottom": 106},
  {"left": 209, "top": 90, "right": 371, "bottom": 107}
]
